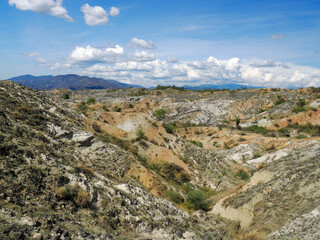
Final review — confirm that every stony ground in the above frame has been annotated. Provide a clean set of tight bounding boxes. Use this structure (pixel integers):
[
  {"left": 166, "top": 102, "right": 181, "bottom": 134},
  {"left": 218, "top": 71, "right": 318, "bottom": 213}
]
[{"left": 1, "top": 82, "right": 320, "bottom": 239}]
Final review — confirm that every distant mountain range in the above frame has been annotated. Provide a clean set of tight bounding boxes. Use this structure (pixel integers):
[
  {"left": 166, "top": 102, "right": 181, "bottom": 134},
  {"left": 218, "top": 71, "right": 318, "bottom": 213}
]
[
  {"left": 8, "top": 74, "right": 260, "bottom": 91},
  {"left": 9, "top": 74, "right": 142, "bottom": 90}
]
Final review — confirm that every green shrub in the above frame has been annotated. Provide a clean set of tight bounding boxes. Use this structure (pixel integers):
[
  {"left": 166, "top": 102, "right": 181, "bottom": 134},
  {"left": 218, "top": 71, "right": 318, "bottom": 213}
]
[
  {"left": 86, "top": 97, "right": 96, "bottom": 105},
  {"left": 62, "top": 93, "right": 70, "bottom": 99},
  {"left": 253, "top": 153, "right": 261, "bottom": 159},
  {"left": 149, "top": 163, "right": 163, "bottom": 172},
  {"left": 78, "top": 102, "right": 89, "bottom": 114},
  {"left": 167, "top": 190, "right": 183, "bottom": 204},
  {"left": 292, "top": 107, "right": 306, "bottom": 113},
  {"left": 244, "top": 125, "right": 270, "bottom": 135},
  {"left": 278, "top": 128, "right": 290, "bottom": 137},
  {"left": 296, "top": 134, "right": 307, "bottom": 139},
  {"left": 189, "top": 140, "right": 203, "bottom": 148},
  {"left": 235, "top": 117, "right": 241, "bottom": 128},
  {"left": 154, "top": 109, "right": 167, "bottom": 121},
  {"left": 114, "top": 107, "right": 122, "bottom": 112},
  {"left": 181, "top": 183, "right": 194, "bottom": 194},
  {"left": 163, "top": 122, "right": 176, "bottom": 134},
  {"left": 275, "top": 95, "right": 286, "bottom": 105},
  {"left": 137, "top": 155, "right": 147, "bottom": 164},
  {"left": 296, "top": 99, "right": 306, "bottom": 107},
  {"left": 235, "top": 170, "right": 250, "bottom": 181},
  {"left": 102, "top": 105, "right": 109, "bottom": 111},
  {"left": 185, "top": 190, "right": 212, "bottom": 211},
  {"left": 136, "top": 128, "right": 146, "bottom": 140}
]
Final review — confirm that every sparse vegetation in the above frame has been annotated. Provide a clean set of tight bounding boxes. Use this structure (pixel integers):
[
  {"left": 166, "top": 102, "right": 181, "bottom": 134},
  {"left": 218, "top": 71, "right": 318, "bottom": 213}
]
[{"left": 244, "top": 125, "right": 270, "bottom": 135}]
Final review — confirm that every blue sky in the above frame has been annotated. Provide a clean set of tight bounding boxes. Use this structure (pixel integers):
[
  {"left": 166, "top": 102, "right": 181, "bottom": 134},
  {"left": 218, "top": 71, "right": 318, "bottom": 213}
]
[{"left": 1, "top": 0, "right": 320, "bottom": 87}]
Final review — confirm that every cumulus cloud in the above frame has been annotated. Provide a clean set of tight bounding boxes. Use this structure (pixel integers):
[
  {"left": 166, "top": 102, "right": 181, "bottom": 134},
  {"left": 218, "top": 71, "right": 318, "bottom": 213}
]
[
  {"left": 128, "top": 38, "right": 156, "bottom": 49},
  {"left": 68, "top": 45, "right": 124, "bottom": 64},
  {"left": 109, "top": 7, "right": 120, "bottom": 16},
  {"left": 271, "top": 34, "right": 284, "bottom": 40},
  {"left": 131, "top": 51, "right": 156, "bottom": 62},
  {"left": 24, "top": 52, "right": 42, "bottom": 57},
  {"left": 8, "top": 0, "right": 73, "bottom": 22},
  {"left": 81, "top": 4, "right": 109, "bottom": 26}
]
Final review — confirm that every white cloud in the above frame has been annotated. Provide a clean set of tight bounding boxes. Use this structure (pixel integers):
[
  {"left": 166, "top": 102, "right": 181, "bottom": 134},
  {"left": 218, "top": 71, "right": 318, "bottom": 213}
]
[
  {"left": 24, "top": 52, "right": 42, "bottom": 57},
  {"left": 109, "top": 7, "right": 120, "bottom": 16},
  {"left": 271, "top": 34, "right": 284, "bottom": 40},
  {"left": 131, "top": 51, "right": 156, "bottom": 62},
  {"left": 167, "top": 57, "right": 179, "bottom": 63},
  {"left": 9, "top": 0, "right": 73, "bottom": 22},
  {"left": 81, "top": 4, "right": 108, "bottom": 26},
  {"left": 249, "top": 60, "right": 290, "bottom": 68},
  {"left": 128, "top": 38, "right": 156, "bottom": 49},
  {"left": 68, "top": 45, "right": 124, "bottom": 64}
]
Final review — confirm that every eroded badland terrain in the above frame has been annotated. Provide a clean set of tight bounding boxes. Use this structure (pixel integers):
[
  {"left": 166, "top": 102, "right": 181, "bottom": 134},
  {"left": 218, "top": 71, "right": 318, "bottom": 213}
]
[{"left": 1, "top": 81, "right": 320, "bottom": 239}]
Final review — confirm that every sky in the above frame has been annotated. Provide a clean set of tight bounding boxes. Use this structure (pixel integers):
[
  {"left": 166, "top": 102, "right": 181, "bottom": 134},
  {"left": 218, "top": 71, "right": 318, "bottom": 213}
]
[{"left": 0, "top": 0, "right": 320, "bottom": 88}]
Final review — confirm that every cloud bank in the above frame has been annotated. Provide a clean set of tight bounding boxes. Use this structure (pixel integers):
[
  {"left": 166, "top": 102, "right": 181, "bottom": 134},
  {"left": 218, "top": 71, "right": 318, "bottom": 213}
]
[{"left": 33, "top": 41, "right": 320, "bottom": 88}]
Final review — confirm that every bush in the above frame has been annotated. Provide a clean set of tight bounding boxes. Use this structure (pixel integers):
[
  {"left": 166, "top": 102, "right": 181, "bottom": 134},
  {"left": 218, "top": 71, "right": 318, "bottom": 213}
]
[
  {"left": 62, "top": 93, "right": 70, "bottom": 99},
  {"left": 244, "top": 125, "right": 270, "bottom": 135},
  {"left": 296, "top": 134, "right": 307, "bottom": 139},
  {"left": 292, "top": 107, "right": 306, "bottom": 113},
  {"left": 275, "top": 95, "right": 286, "bottom": 105},
  {"left": 185, "top": 190, "right": 212, "bottom": 211},
  {"left": 278, "top": 128, "right": 290, "bottom": 137},
  {"left": 102, "top": 105, "right": 109, "bottom": 111},
  {"left": 114, "top": 107, "right": 122, "bottom": 112},
  {"left": 167, "top": 190, "right": 183, "bottom": 204},
  {"left": 163, "top": 122, "right": 176, "bottom": 134},
  {"left": 236, "top": 117, "right": 241, "bottom": 128},
  {"left": 136, "top": 128, "right": 146, "bottom": 140},
  {"left": 54, "top": 183, "right": 89, "bottom": 208},
  {"left": 236, "top": 170, "right": 250, "bottom": 181},
  {"left": 78, "top": 102, "right": 89, "bottom": 114},
  {"left": 86, "top": 97, "right": 96, "bottom": 105},
  {"left": 189, "top": 140, "right": 203, "bottom": 148},
  {"left": 296, "top": 99, "right": 306, "bottom": 107},
  {"left": 154, "top": 109, "right": 167, "bottom": 121},
  {"left": 76, "top": 190, "right": 89, "bottom": 208},
  {"left": 253, "top": 153, "right": 261, "bottom": 159}
]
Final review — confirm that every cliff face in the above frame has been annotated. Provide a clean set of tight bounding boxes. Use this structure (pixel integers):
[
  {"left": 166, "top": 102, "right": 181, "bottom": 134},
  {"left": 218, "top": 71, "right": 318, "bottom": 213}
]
[{"left": 1, "top": 81, "right": 320, "bottom": 239}]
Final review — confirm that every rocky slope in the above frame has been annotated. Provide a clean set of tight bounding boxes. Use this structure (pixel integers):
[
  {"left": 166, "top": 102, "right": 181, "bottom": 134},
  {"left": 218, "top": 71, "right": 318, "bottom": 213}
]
[{"left": 1, "top": 82, "right": 320, "bottom": 239}]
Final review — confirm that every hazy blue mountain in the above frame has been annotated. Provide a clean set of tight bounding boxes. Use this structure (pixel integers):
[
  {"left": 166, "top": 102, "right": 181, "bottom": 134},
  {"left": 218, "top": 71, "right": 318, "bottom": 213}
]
[{"left": 9, "top": 74, "right": 142, "bottom": 90}]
